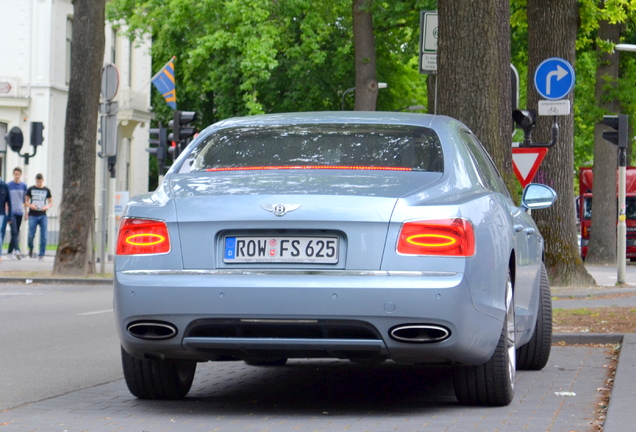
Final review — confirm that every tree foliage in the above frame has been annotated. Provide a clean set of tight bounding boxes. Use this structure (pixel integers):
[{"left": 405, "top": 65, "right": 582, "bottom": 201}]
[
  {"left": 106, "top": 0, "right": 636, "bottom": 284},
  {"left": 107, "top": 0, "right": 435, "bottom": 127}
]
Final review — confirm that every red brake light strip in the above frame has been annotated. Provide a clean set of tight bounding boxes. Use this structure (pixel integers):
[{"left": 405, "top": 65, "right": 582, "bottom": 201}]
[{"left": 205, "top": 165, "right": 412, "bottom": 172}]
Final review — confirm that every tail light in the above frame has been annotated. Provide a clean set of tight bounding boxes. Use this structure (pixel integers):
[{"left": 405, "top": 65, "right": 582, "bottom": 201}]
[
  {"left": 397, "top": 218, "right": 475, "bottom": 257},
  {"left": 116, "top": 218, "right": 170, "bottom": 255}
]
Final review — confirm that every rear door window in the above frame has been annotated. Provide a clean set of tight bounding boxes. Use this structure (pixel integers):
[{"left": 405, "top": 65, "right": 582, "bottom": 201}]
[{"left": 461, "top": 131, "right": 509, "bottom": 197}]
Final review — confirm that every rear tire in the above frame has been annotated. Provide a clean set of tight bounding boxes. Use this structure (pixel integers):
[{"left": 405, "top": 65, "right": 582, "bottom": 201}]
[
  {"left": 517, "top": 262, "right": 552, "bottom": 370},
  {"left": 453, "top": 272, "right": 515, "bottom": 406},
  {"left": 121, "top": 346, "right": 197, "bottom": 399}
]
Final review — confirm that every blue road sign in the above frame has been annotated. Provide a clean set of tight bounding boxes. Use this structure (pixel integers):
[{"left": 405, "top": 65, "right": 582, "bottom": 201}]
[{"left": 533, "top": 57, "right": 575, "bottom": 101}]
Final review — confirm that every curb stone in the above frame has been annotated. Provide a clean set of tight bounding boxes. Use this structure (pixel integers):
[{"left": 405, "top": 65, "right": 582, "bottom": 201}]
[
  {"left": 0, "top": 277, "right": 113, "bottom": 285},
  {"left": 554, "top": 332, "right": 636, "bottom": 432}
]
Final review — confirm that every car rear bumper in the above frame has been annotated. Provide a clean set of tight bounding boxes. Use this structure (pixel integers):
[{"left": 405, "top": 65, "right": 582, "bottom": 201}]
[{"left": 114, "top": 269, "right": 504, "bottom": 366}]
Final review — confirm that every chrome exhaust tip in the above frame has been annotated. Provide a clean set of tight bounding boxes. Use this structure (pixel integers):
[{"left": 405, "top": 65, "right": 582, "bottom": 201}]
[
  {"left": 389, "top": 324, "right": 450, "bottom": 343},
  {"left": 127, "top": 321, "right": 178, "bottom": 340}
]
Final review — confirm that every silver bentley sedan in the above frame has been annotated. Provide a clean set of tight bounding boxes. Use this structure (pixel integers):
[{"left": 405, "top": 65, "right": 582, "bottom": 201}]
[{"left": 114, "top": 112, "right": 556, "bottom": 406}]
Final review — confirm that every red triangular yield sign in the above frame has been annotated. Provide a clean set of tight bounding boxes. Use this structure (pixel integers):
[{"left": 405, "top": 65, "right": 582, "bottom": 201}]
[{"left": 512, "top": 147, "right": 548, "bottom": 188}]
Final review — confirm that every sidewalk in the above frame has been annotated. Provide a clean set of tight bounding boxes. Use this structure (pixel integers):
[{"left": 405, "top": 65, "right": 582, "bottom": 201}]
[{"left": 0, "top": 251, "right": 113, "bottom": 284}]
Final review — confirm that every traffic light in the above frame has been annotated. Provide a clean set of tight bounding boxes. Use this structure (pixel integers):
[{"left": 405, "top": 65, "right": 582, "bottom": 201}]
[
  {"left": 147, "top": 127, "right": 167, "bottom": 162},
  {"left": 31, "top": 122, "right": 44, "bottom": 147},
  {"left": 513, "top": 109, "right": 537, "bottom": 147},
  {"left": 602, "top": 114, "right": 628, "bottom": 148},
  {"left": 167, "top": 141, "right": 177, "bottom": 158},
  {"left": 5, "top": 126, "right": 24, "bottom": 153},
  {"left": 168, "top": 110, "right": 197, "bottom": 143},
  {"left": 513, "top": 109, "right": 536, "bottom": 131}
]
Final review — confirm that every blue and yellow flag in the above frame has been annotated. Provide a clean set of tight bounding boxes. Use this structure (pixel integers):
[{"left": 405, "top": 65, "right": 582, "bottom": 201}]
[{"left": 151, "top": 57, "right": 177, "bottom": 109}]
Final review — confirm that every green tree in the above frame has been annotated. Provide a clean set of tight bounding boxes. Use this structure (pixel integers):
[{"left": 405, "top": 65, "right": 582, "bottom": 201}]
[
  {"left": 581, "top": 1, "right": 636, "bottom": 266},
  {"left": 437, "top": 0, "right": 515, "bottom": 194},
  {"left": 108, "top": 0, "right": 636, "bottom": 284},
  {"left": 53, "top": 0, "right": 106, "bottom": 276},
  {"left": 511, "top": 0, "right": 636, "bottom": 282},
  {"left": 586, "top": 18, "right": 622, "bottom": 265},
  {"left": 107, "top": 0, "right": 432, "bottom": 125},
  {"left": 525, "top": 0, "right": 595, "bottom": 286},
  {"left": 352, "top": 0, "right": 380, "bottom": 110}
]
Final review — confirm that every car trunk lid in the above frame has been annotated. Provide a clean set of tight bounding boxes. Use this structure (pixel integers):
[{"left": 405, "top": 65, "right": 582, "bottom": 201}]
[{"left": 170, "top": 171, "right": 442, "bottom": 270}]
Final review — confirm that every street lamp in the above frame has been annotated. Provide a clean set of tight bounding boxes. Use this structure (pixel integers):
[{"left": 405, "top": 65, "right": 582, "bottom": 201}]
[
  {"left": 341, "top": 82, "right": 388, "bottom": 110},
  {"left": 615, "top": 44, "right": 636, "bottom": 52}
]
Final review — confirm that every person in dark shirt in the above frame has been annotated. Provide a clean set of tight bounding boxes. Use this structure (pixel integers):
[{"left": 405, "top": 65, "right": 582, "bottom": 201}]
[
  {"left": 25, "top": 173, "right": 52, "bottom": 260},
  {"left": 0, "top": 177, "right": 12, "bottom": 263}
]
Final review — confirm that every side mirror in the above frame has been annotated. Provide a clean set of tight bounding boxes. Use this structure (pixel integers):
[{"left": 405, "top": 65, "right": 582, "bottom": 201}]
[{"left": 522, "top": 183, "right": 557, "bottom": 210}]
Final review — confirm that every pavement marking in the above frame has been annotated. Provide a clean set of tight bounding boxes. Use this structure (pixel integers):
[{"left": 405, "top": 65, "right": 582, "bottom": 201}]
[{"left": 78, "top": 309, "right": 114, "bottom": 316}]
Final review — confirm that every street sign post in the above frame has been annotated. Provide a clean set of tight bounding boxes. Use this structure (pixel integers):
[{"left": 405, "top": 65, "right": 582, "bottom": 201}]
[
  {"left": 533, "top": 57, "right": 575, "bottom": 101},
  {"left": 538, "top": 100, "right": 571, "bottom": 116},
  {"left": 419, "top": 11, "right": 438, "bottom": 74},
  {"left": 101, "top": 63, "right": 119, "bottom": 101},
  {"left": 99, "top": 63, "right": 120, "bottom": 274},
  {"left": 512, "top": 147, "right": 548, "bottom": 187},
  {"left": 99, "top": 64, "right": 119, "bottom": 157}
]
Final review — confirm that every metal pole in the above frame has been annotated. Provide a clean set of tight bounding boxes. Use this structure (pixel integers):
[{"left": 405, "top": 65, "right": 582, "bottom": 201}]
[
  {"left": 618, "top": 154, "right": 627, "bottom": 284},
  {"left": 433, "top": 74, "right": 438, "bottom": 115},
  {"left": 20, "top": 165, "right": 30, "bottom": 255},
  {"left": 341, "top": 87, "right": 355, "bottom": 111},
  {"left": 612, "top": 47, "right": 635, "bottom": 284},
  {"left": 108, "top": 174, "right": 117, "bottom": 259},
  {"left": 100, "top": 156, "right": 108, "bottom": 274}
]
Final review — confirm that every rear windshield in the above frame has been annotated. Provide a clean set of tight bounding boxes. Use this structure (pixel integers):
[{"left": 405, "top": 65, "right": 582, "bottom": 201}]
[{"left": 179, "top": 124, "right": 443, "bottom": 173}]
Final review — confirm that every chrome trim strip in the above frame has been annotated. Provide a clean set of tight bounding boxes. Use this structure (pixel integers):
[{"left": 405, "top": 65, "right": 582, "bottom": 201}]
[
  {"left": 182, "top": 337, "right": 387, "bottom": 351},
  {"left": 120, "top": 269, "right": 457, "bottom": 277}
]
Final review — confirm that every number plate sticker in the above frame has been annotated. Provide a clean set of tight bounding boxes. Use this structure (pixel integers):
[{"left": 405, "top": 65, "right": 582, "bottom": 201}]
[{"left": 224, "top": 236, "right": 339, "bottom": 264}]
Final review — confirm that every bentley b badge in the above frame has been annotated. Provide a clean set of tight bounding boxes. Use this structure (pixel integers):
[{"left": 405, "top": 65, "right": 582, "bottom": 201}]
[{"left": 261, "top": 204, "right": 301, "bottom": 217}]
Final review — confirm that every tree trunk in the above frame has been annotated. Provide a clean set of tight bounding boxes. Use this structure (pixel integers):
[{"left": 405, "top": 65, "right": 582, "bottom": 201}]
[
  {"left": 586, "top": 20, "right": 621, "bottom": 265},
  {"left": 436, "top": 0, "right": 516, "bottom": 194},
  {"left": 352, "top": 0, "right": 379, "bottom": 111},
  {"left": 53, "top": 0, "right": 105, "bottom": 276},
  {"left": 526, "top": 0, "right": 595, "bottom": 286}
]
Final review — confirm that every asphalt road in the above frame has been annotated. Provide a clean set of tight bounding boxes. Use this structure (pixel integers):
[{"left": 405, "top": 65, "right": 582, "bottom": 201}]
[{"left": 0, "top": 282, "right": 121, "bottom": 410}]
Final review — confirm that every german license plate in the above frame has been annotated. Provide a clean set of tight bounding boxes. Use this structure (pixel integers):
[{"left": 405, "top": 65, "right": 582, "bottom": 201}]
[{"left": 224, "top": 236, "right": 339, "bottom": 264}]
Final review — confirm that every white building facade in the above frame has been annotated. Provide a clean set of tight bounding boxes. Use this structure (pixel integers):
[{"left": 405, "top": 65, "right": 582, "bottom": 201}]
[{"left": 0, "top": 0, "right": 154, "bottom": 257}]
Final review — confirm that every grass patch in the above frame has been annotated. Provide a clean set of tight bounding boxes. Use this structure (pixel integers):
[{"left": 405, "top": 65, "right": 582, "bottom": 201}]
[{"left": 553, "top": 307, "right": 636, "bottom": 333}]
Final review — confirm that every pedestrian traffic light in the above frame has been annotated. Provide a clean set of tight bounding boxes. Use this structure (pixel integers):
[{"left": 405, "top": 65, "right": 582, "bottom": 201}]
[
  {"left": 31, "top": 122, "right": 44, "bottom": 147},
  {"left": 167, "top": 141, "right": 177, "bottom": 158},
  {"left": 602, "top": 114, "right": 628, "bottom": 148},
  {"left": 168, "top": 110, "right": 197, "bottom": 143},
  {"left": 5, "top": 126, "right": 24, "bottom": 153},
  {"left": 513, "top": 109, "right": 537, "bottom": 147},
  {"left": 147, "top": 127, "right": 168, "bottom": 176}
]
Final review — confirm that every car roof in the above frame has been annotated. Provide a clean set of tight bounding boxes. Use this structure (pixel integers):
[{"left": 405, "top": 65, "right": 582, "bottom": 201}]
[{"left": 198, "top": 112, "right": 464, "bottom": 136}]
